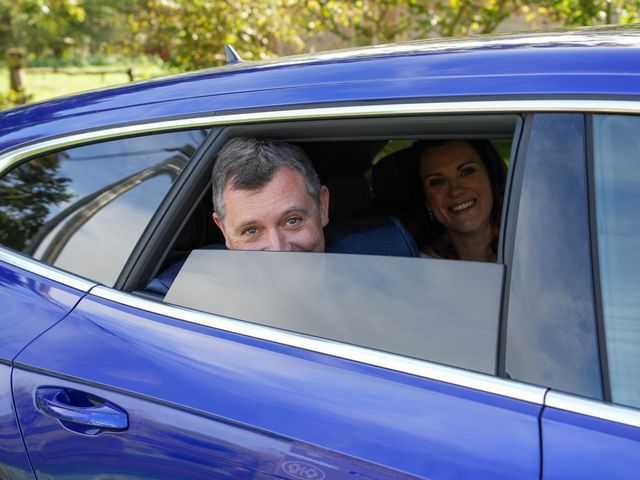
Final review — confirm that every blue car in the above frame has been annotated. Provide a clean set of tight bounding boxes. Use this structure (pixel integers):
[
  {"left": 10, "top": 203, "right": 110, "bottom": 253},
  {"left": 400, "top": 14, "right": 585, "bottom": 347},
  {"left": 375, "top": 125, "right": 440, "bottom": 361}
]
[{"left": 1, "top": 27, "right": 639, "bottom": 479}]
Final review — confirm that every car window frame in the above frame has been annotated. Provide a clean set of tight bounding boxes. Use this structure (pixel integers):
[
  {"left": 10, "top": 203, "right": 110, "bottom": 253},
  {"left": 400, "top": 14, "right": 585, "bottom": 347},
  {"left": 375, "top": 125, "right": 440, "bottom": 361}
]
[
  {"left": 585, "top": 112, "right": 613, "bottom": 403},
  {"left": 129, "top": 113, "right": 520, "bottom": 376},
  {"left": 125, "top": 113, "right": 521, "bottom": 291},
  {"left": 502, "top": 112, "right": 604, "bottom": 400}
]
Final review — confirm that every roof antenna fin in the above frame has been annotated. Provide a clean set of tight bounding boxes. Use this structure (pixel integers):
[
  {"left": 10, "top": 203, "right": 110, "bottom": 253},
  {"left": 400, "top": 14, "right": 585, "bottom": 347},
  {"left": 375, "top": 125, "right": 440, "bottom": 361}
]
[{"left": 224, "top": 45, "right": 243, "bottom": 65}]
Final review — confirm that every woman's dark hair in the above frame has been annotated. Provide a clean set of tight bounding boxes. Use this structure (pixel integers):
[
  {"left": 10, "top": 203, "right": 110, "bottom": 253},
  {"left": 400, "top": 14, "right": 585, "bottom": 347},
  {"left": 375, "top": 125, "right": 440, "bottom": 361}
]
[{"left": 413, "top": 139, "right": 508, "bottom": 259}]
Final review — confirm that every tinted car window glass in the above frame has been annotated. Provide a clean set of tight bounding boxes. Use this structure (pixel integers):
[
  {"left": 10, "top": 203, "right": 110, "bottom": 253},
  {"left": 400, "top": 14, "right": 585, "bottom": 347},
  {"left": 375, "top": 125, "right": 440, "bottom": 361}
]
[
  {"left": 505, "top": 114, "right": 601, "bottom": 399},
  {"left": 0, "top": 129, "right": 209, "bottom": 286},
  {"left": 593, "top": 114, "right": 640, "bottom": 409}
]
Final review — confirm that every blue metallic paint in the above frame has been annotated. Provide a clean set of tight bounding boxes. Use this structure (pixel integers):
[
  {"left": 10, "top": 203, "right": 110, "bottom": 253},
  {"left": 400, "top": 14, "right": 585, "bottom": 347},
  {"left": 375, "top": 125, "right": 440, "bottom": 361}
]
[
  {"left": 15, "top": 371, "right": 422, "bottom": 479},
  {"left": 35, "top": 386, "right": 129, "bottom": 435},
  {"left": 542, "top": 406, "right": 640, "bottom": 479},
  {"left": 0, "top": 261, "right": 83, "bottom": 360},
  {"left": 0, "top": 366, "right": 35, "bottom": 479},
  {"left": 0, "top": 261, "right": 85, "bottom": 478},
  {"left": 14, "top": 294, "right": 542, "bottom": 479}
]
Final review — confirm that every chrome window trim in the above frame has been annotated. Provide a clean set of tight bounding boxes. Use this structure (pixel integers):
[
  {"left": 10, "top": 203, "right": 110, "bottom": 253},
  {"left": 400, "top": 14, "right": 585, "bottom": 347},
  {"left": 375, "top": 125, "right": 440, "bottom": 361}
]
[
  {"left": 2, "top": 99, "right": 640, "bottom": 174},
  {"left": 92, "top": 285, "right": 546, "bottom": 405},
  {"left": 545, "top": 391, "right": 640, "bottom": 428},
  {"left": 0, "top": 247, "right": 96, "bottom": 292},
  {"left": 0, "top": 116, "right": 215, "bottom": 173}
]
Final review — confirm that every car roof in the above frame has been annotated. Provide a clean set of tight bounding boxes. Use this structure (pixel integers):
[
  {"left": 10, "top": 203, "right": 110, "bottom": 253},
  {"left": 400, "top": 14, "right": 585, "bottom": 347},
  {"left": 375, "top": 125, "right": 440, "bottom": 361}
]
[{"left": 0, "top": 27, "right": 639, "bottom": 151}]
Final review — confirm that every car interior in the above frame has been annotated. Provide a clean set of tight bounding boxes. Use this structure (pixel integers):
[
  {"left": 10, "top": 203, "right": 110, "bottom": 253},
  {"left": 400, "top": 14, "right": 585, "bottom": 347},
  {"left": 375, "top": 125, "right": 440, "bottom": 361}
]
[{"left": 126, "top": 114, "right": 521, "bottom": 298}]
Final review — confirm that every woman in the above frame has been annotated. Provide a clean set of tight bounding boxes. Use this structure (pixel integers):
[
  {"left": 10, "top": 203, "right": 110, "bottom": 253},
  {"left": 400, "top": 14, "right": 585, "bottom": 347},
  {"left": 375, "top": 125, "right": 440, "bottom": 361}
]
[{"left": 417, "top": 139, "right": 507, "bottom": 261}]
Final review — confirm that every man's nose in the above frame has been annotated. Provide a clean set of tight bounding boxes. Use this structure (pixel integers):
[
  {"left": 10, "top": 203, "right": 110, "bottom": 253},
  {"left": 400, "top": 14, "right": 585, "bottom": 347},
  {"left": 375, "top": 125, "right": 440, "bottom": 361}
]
[{"left": 264, "top": 229, "right": 289, "bottom": 252}]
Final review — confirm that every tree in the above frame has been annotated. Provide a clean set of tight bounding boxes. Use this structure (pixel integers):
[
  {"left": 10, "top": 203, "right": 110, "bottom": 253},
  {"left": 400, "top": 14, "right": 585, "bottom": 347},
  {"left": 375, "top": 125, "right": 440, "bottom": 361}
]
[
  {"left": 125, "top": 0, "right": 305, "bottom": 70},
  {"left": 0, "top": 0, "right": 87, "bottom": 57},
  {"left": 297, "top": 0, "right": 517, "bottom": 45},
  {"left": 2, "top": 0, "right": 639, "bottom": 72},
  {"left": 297, "top": 0, "right": 640, "bottom": 46},
  {"left": 123, "top": 0, "right": 537, "bottom": 69},
  {"left": 0, "top": 152, "right": 73, "bottom": 251},
  {"left": 526, "top": 0, "right": 640, "bottom": 26},
  {"left": 0, "top": 0, "right": 135, "bottom": 59}
]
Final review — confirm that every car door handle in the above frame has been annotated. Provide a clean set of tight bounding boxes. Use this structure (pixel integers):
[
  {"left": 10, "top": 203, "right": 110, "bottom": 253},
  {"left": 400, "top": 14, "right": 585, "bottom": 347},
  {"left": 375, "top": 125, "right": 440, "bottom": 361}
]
[{"left": 35, "top": 386, "right": 128, "bottom": 435}]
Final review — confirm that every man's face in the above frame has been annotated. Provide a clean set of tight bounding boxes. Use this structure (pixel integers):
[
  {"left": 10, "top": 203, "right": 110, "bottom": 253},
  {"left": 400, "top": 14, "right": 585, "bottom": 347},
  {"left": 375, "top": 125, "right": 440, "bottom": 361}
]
[{"left": 213, "top": 166, "right": 329, "bottom": 252}]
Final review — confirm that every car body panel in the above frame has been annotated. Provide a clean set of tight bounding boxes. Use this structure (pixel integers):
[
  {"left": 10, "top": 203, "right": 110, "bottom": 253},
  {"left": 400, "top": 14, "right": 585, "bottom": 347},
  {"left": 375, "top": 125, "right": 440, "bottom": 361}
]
[
  {"left": 0, "top": 365, "right": 35, "bottom": 480},
  {"left": 542, "top": 403, "right": 640, "bottom": 479},
  {"left": 0, "top": 260, "right": 84, "bottom": 360},
  {"left": 0, "top": 259, "right": 87, "bottom": 479},
  {"left": 0, "top": 31, "right": 639, "bottom": 153},
  {"left": 13, "top": 294, "right": 542, "bottom": 479}
]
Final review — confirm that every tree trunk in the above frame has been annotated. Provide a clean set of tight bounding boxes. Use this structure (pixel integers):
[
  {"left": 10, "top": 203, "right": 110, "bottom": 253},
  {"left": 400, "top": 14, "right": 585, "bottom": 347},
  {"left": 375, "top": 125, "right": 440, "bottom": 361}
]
[{"left": 7, "top": 48, "right": 27, "bottom": 93}]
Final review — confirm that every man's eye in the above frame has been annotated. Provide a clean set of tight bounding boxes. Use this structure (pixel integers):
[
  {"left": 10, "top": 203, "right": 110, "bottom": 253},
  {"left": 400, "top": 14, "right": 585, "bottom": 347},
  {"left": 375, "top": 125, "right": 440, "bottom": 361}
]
[
  {"left": 243, "top": 227, "right": 258, "bottom": 236},
  {"left": 286, "top": 217, "right": 302, "bottom": 227}
]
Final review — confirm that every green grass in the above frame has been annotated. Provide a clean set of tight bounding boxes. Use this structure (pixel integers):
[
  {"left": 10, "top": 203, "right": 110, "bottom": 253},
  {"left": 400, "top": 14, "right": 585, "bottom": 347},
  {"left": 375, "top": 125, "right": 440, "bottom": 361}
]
[{"left": 0, "top": 64, "right": 168, "bottom": 105}]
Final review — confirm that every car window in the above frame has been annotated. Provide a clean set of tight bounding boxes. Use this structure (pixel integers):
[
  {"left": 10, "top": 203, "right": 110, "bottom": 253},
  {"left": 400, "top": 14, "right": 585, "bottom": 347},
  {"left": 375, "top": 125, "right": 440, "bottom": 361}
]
[
  {"left": 593, "top": 114, "right": 640, "bottom": 409},
  {"left": 149, "top": 121, "right": 517, "bottom": 373},
  {"left": 0, "top": 129, "right": 209, "bottom": 286},
  {"left": 504, "top": 114, "right": 602, "bottom": 399}
]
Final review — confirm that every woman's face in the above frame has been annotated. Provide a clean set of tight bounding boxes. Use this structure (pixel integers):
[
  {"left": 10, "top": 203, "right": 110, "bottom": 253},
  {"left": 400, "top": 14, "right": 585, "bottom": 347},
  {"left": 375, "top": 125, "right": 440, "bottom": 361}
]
[{"left": 419, "top": 141, "right": 494, "bottom": 239}]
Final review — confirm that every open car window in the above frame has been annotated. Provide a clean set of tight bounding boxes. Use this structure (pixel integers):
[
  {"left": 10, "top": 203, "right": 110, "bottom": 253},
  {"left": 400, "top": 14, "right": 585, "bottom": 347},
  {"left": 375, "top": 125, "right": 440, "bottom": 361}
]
[
  {"left": 138, "top": 115, "right": 520, "bottom": 297},
  {"left": 165, "top": 249, "right": 504, "bottom": 374}
]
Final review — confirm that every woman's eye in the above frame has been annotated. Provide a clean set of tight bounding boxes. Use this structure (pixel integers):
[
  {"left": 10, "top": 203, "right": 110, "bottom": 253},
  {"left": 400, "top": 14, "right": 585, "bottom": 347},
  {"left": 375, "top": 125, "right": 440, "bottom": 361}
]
[
  {"left": 428, "top": 178, "right": 445, "bottom": 188},
  {"left": 460, "top": 166, "right": 477, "bottom": 176}
]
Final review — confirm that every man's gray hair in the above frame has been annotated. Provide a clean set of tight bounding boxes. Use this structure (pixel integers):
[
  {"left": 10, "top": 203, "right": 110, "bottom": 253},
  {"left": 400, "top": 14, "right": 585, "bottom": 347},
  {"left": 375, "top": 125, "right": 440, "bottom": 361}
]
[{"left": 212, "top": 137, "right": 321, "bottom": 221}]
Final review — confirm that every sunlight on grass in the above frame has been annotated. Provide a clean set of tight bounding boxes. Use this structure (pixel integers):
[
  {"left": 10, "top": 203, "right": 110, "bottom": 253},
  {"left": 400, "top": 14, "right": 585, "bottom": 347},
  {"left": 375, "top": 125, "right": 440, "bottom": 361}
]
[{"left": 0, "top": 66, "right": 167, "bottom": 104}]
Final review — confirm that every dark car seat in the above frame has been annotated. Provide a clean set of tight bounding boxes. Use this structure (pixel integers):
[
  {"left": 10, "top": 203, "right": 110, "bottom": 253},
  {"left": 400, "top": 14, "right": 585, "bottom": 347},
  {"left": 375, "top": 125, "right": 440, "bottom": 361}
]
[{"left": 371, "top": 145, "right": 429, "bottom": 248}]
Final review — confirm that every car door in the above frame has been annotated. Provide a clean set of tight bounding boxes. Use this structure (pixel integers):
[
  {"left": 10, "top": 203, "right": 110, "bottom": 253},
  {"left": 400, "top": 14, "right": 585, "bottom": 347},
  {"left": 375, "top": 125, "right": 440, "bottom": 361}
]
[
  {"left": 9, "top": 109, "right": 544, "bottom": 479},
  {"left": 12, "top": 267, "right": 542, "bottom": 479},
  {"left": 0, "top": 254, "right": 91, "bottom": 480},
  {"left": 0, "top": 126, "right": 209, "bottom": 478}
]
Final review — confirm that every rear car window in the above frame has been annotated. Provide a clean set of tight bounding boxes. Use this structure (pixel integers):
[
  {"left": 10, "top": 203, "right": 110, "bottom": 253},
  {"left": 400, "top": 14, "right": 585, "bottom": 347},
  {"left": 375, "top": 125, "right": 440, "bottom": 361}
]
[
  {"left": 0, "top": 129, "right": 209, "bottom": 286},
  {"left": 593, "top": 114, "right": 640, "bottom": 408}
]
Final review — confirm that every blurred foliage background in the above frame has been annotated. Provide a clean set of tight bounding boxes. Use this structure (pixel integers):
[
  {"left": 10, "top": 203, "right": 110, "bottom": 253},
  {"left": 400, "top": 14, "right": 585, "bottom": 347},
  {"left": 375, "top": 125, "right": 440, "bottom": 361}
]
[{"left": 1, "top": 0, "right": 639, "bottom": 107}]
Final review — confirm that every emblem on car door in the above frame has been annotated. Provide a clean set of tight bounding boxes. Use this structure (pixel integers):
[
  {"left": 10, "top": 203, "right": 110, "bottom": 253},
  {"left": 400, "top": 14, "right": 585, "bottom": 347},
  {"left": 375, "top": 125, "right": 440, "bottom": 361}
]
[{"left": 281, "top": 460, "right": 326, "bottom": 480}]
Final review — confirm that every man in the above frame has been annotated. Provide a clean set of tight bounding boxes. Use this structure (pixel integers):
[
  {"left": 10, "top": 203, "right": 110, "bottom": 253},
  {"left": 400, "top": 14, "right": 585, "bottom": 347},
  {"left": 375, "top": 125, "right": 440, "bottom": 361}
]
[
  {"left": 144, "top": 137, "right": 418, "bottom": 296},
  {"left": 211, "top": 137, "right": 330, "bottom": 252}
]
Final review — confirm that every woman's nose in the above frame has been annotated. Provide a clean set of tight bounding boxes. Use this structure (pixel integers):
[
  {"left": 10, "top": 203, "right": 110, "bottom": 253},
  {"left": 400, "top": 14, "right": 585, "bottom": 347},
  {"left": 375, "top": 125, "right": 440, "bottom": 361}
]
[{"left": 448, "top": 178, "right": 465, "bottom": 197}]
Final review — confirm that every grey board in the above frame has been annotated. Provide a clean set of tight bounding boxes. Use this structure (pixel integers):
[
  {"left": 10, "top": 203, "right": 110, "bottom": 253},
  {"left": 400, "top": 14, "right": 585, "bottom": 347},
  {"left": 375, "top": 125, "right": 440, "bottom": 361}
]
[{"left": 165, "top": 249, "right": 504, "bottom": 373}]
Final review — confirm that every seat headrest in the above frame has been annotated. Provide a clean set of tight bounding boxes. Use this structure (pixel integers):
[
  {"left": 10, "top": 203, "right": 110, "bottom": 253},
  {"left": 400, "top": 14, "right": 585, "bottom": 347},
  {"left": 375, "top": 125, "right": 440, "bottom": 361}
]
[
  {"left": 324, "top": 174, "right": 372, "bottom": 219},
  {"left": 174, "top": 195, "right": 222, "bottom": 252},
  {"left": 371, "top": 146, "right": 429, "bottom": 245},
  {"left": 325, "top": 216, "right": 419, "bottom": 258},
  {"left": 371, "top": 146, "right": 423, "bottom": 211}
]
